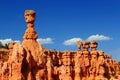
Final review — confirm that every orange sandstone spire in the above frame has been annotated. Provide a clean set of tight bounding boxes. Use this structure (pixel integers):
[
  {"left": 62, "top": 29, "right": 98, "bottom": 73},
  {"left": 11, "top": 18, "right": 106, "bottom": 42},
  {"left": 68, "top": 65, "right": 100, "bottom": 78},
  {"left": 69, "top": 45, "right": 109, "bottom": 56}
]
[{"left": 22, "top": 10, "right": 46, "bottom": 80}]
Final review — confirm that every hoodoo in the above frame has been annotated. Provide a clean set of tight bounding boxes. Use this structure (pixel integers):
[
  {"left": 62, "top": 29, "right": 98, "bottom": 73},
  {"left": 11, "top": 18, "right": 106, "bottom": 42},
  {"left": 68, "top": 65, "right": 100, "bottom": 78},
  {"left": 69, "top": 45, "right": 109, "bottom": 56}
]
[{"left": 0, "top": 10, "right": 120, "bottom": 80}]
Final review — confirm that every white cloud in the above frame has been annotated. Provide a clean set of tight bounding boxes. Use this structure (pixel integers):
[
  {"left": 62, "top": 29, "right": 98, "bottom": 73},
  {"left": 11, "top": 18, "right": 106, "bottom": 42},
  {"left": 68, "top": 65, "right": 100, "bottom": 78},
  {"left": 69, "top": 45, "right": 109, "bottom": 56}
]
[
  {"left": 0, "top": 38, "right": 53, "bottom": 46},
  {"left": 37, "top": 38, "right": 53, "bottom": 44},
  {"left": 63, "top": 34, "right": 112, "bottom": 46},
  {"left": 0, "top": 38, "right": 20, "bottom": 46},
  {"left": 63, "top": 38, "right": 82, "bottom": 46},
  {"left": 86, "top": 34, "right": 112, "bottom": 42}
]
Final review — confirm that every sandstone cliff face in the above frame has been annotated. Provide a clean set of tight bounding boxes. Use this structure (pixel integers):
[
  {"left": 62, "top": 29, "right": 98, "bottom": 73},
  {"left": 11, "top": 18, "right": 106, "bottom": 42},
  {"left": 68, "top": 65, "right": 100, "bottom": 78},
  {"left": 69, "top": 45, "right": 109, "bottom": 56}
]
[
  {"left": 0, "top": 10, "right": 120, "bottom": 80},
  {"left": 0, "top": 48, "right": 9, "bottom": 61}
]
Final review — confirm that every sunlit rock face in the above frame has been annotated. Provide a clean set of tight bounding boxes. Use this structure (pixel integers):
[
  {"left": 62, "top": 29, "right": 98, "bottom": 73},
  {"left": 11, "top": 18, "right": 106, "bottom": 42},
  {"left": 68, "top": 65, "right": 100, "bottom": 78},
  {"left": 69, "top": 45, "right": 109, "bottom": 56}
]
[{"left": 0, "top": 10, "right": 120, "bottom": 80}]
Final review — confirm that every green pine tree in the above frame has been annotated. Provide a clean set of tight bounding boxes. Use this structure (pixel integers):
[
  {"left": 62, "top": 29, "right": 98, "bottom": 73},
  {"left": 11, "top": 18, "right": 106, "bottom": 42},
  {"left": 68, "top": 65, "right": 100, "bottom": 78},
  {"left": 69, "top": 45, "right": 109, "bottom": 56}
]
[
  {"left": 0, "top": 41, "right": 3, "bottom": 48},
  {"left": 118, "top": 61, "right": 120, "bottom": 65}
]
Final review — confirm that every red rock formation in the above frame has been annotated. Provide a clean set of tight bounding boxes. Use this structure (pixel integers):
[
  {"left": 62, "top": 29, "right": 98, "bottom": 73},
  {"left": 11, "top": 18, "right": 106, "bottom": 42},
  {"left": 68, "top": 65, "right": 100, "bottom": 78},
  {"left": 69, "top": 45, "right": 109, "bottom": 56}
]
[
  {"left": 0, "top": 48, "right": 9, "bottom": 61},
  {"left": 22, "top": 10, "right": 46, "bottom": 80},
  {"left": 0, "top": 10, "right": 120, "bottom": 80}
]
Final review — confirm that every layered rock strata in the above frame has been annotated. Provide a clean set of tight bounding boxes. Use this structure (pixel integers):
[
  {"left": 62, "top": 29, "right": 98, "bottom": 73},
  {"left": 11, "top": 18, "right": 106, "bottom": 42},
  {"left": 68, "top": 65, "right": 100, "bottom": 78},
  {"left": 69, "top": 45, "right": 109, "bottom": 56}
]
[{"left": 0, "top": 10, "right": 120, "bottom": 80}]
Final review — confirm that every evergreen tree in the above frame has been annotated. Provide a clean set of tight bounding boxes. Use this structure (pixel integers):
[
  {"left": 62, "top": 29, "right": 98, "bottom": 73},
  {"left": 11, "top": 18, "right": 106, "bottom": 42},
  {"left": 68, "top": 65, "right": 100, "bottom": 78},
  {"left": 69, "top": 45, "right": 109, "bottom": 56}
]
[
  {"left": 0, "top": 41, "right": 9, "bottom": 49},
  {"left": 4, "top": 44, "right": 9, "bottom": 49},
  {"left": 0, "top": 41, "right": 3, "bottom": 48},
  {"left": 118, "top": 61, "right": 120, "bottom": 65}
]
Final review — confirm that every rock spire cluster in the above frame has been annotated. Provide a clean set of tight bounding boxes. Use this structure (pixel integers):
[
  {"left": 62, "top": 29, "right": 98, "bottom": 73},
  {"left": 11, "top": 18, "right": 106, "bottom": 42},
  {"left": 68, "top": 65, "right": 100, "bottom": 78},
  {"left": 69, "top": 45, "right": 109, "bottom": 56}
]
[{"left": 0, "top": 10, "right": 120, "bottom": 80}]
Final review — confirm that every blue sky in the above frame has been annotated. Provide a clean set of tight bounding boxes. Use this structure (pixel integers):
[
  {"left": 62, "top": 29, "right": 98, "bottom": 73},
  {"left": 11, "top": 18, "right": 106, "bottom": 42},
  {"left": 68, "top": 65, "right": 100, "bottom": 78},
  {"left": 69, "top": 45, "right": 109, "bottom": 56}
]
[{"left": 0, "top": 0, "right": 120, "bottom": 61}]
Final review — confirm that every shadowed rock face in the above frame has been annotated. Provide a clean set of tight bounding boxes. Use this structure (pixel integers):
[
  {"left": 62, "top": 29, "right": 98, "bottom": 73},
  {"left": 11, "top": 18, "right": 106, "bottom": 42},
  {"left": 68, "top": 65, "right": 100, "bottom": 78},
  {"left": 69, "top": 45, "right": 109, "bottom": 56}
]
[{"left": 0, "top": 10, "right": 120, "bottom": 80}]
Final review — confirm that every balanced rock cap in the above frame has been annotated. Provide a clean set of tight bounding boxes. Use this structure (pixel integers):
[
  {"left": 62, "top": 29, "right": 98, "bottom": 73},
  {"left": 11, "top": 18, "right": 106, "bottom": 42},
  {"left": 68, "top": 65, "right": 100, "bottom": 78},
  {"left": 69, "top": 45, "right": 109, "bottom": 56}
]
[{"left": 24, "top": 10, "right": 36, "bottom": 16}]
